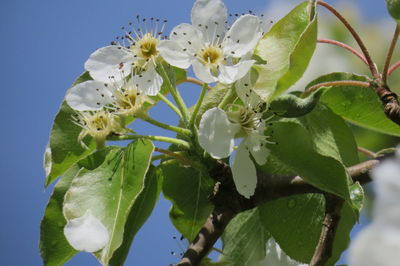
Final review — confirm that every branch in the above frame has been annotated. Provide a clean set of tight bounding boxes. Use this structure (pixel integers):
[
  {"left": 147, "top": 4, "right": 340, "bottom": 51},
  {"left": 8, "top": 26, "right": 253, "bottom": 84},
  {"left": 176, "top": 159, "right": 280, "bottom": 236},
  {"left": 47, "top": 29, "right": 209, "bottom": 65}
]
[
  {"left": 177, "top": 156, "right": 386, "bottom": 265},
  {"left": 309, "top": 194, "right": 344, "bottom": 266}
]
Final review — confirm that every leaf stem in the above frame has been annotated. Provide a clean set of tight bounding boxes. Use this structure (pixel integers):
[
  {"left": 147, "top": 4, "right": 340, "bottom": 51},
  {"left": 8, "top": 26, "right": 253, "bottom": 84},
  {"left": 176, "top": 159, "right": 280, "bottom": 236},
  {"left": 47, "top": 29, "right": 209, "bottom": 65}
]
[
  {"left": 190, "top": 84, "right": 208, "bottom": 126},
  {"left": 357, "top": 147, "right": 378, "bottom": 159},
  {"left": 317, "top": 1, "right": 379, "bottom": 78},
  {"left": 156, "top": 93, "right": 183, "bottom": 120},
  {"left": 388, "top": 60, "right": 400, "bottom": 76},
  {"left": 317, "top": 39, "right": 368, "bottom": 65},
  {"left": 305, "top": 80, "right": 371, "bottom": 94},
  {"left": 383, "top": 24, "right": 400, "bottom": 84},
  {"left": 158, "top": 65, "right": 190, "bottom": 126},
  {"left": 142, "top": 116, "right": 192, "bottom": 136},
  {"left": 108, "top": 134, "right": 191, "bottom": 149}
]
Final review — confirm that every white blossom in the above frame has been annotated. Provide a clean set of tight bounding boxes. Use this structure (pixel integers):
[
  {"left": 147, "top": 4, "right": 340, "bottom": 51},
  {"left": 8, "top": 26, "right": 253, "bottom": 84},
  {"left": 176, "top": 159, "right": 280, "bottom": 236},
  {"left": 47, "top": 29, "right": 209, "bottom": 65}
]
[
  {"left": 349, "top": 147, "right": 400, "bottom": 266},
  {"left": 260, "top": 238, "right": 308, "bottom": 266},
  {"left": 158, "top": 0, "right": 263, "bottom": 84},
  {"left": 64, "top": 211, "right": 109, "bottom": 253},
  {"left": 198, "top": 78, "right": 271, "bottom": 198}
]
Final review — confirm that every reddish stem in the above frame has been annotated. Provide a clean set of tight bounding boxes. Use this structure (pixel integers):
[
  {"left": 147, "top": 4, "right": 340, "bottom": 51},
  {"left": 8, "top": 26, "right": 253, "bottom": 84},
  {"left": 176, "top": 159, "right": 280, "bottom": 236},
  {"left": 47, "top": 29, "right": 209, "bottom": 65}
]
[
  {"left": 317, "top": 39, "right": 368, "bottom": 65},
  {"left": 383, "top": 25, "right": 400, "bottom": 84},
  {"left": 388, "top": 61, "right": 400, "bottom": 77}
]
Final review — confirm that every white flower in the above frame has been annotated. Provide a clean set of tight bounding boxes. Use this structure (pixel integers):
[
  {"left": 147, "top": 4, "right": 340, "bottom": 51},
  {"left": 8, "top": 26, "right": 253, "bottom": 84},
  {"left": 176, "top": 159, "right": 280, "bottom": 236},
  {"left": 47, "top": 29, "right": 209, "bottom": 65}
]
[
  {"left": 84, "top": 20, "right": 164, "bottom": 96},
  {"left": 158, "top": 0, "right": 263, "bottom": 84},
  {"left": 260, "top": 238, "right": 307, "bottom": 266},
  {"left": 64, "top": 211, "right": 109, "bottom": 253},
  {"left": 198, "top": 80, "right": 270, "bottom": 198},
  {"left": 349, "top": 146, "right": 400, "bottom": 266}
]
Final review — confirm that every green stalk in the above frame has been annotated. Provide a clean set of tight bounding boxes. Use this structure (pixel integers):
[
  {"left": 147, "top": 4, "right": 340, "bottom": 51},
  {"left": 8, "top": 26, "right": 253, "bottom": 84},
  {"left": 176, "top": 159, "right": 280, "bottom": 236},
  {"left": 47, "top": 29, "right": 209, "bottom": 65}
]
[
  {"left": 158, "top": 65, "right": 190, "bottom": 125},
  {"left": 143, "top": 116, "right": 192, "bottom": 136},
  {"left": 218, "top": 89, "right": 237, "bottom": 110},
  {"left": 189, "top": 83, "right": 208, "bottom": 126},
  {"left": 108, "top": 134, "right": 191, "bottom": 149},
  {"left": 157, "top": 93, "right": 183, "bottom": 120}
]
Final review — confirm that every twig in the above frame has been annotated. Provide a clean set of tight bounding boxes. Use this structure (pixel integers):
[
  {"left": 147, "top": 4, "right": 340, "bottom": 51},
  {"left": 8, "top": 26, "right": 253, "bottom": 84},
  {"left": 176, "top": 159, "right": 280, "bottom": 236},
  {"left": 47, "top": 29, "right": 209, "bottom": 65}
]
[
  {"left": 357, "top": 146, "right": 378, "bottom": 158},
  {"left": 317, "top": 39, "right": 368, "bottom": 65},
  {"left": 383, "top": 25, "right": 400, "bottom": 84},
  {"left": 388, "top": 61, "right": 400, "bottom": 76},
  {"left": 309, "top": 194, "right": 344, "bottom": 266},
  {"left": 317, "top": 1, "right": 379, "bottom": 78}
]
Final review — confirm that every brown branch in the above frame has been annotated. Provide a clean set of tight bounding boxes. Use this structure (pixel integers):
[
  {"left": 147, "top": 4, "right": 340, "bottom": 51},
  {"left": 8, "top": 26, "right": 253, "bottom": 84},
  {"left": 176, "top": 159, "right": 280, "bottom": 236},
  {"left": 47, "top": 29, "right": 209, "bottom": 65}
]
[
  {"left": 177, "top": 156, "right": 386, "bottom": 265},
  {"left": 383, "top": 25, "right": 400, "bottom": 84},
  {"left": 317, "top": 39, "right": 368, "bottom": 65},
  {"left": 374, "top": 84, "right": 400, "bottom": 125},
  {"left": 309, "top": 194, "right": 344, "bottom": 266}
]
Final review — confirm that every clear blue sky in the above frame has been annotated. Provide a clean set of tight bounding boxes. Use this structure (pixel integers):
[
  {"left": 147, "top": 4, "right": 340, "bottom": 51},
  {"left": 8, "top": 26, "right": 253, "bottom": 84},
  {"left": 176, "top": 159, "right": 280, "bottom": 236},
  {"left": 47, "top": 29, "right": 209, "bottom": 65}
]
[{"left": 0, "top": 0, "right": 390, "bottom": 265}]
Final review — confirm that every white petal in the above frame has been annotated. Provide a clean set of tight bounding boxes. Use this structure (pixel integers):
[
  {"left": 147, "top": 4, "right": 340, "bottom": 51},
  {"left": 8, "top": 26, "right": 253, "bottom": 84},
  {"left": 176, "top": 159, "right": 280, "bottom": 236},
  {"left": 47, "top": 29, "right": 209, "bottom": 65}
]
[
  {"left": 191, "top": 0, "right": 227, "bottom": 41},
  {"left": 245, "top": 135, "right": 270, "bottom": 166},
  {"left": 158, "top": 40, "right": 192, "bottom": 69},
  {"left": 169, "top": 23, "right": 204, "bottom": 53},
  {"left": 198, "top": 107, "right": 239, "bottom": 159},
  {"left": 231, "top": 140, "right": 257, "bottom": 198},
  {"left": 235, "top": 71, "right": 263, "bottom": 106},
  {"left": 132, "top": 65, "right": 163, "bottom": 96},
  {"left": 262, "top": 238, "right": 308, "bottom": 266},
  {"left": 218, "top": 60, "right": 255, "bottom": 84},
  {"left": 349, "top": 224, "right": 400, "bottom": 266},
  {"left": 85, "top": 46, "right": 133, "bottom": 82},
  {"left": 192, "top": 60, "right": 218, "bottom": 83},
  {"left": 64, "top": 211, "right": 109, "bottom": 253},
  {"left": 65, "top": 80, "right": 113, "bottom": 111},
  {"left": 223, "top": 15, "right": 263, "bottom": 57}
]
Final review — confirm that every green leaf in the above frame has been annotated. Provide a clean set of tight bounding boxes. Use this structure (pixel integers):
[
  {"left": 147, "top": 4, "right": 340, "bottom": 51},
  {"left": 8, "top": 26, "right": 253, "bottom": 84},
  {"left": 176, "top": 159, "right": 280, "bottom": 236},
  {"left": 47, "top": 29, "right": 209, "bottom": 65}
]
[
  {"left": 162, "top": 163, "right": 214, "bottom": 241},
  {"left": 45, "top": 72, "right": 96, "bottom": 187},
  {"left": 63, "top": 139, "right": 154, "bottom": 265},
  {"left": 254, "top": 1, "right": 317, "bottom": 100},
  {"left": 40, "top": 147, "right": 116, "bottom": 266},
  {"left": 385, "top": 0, "right": 400, "bottom": 21},
  {"left": 267, "top": 121, "right": 350, "bottom": 200},
  {"left": 219, "top": 208, "right": 270, "bottom": 266},
  {"left": 300, "top": 103, "right": 359, "bottom": 167},
  {"left": 110, "top": 166, "right": 163, "bottom": 265},
  {"left": 269, "top": 89, "right": 324, "bottom": 118},
  {"left": 259, "top": 194, "right": 325, "bottom": 263},
  {"left": 307, "top": 72, "right": 400, "bottom": 137}
]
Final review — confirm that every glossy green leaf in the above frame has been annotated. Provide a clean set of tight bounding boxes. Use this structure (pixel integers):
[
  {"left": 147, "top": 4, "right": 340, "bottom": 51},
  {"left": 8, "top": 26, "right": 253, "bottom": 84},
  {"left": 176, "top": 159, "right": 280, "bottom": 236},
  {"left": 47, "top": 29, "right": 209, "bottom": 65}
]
[
  {"left": 110, "top": 166, "right": 163, "bottom": 265},
  {"left": 300, "top": 103, "right": 359, "bottom": 167},
  {"left": 269, "top": 89, "right": 324, "bottom": 118},
  {"left": 219, "top": 208, "right": 270, "bottom": 266},
  {"left": 162, "top": 163, "right": 214, "bottom": 241},
  {"left": 40, "top": 147, "right": 116, "bottom": 266},
  {"left": 254, "top": 1, "right": 317, "bottom": 100},
  {"left": 63, "top": 140, "right": 154, "bottom": 265},
  {"left": 307, "top": 72, "right": 400, "bottom": 137},
  {"left": 267, "top": 121, "right": 350, "bottom": 200},
  {"left": 45, "top": 72, "right": 95, "bottom": 187},
  {"left": 385, "top": 0, "right": 400, "bottom": 21}
]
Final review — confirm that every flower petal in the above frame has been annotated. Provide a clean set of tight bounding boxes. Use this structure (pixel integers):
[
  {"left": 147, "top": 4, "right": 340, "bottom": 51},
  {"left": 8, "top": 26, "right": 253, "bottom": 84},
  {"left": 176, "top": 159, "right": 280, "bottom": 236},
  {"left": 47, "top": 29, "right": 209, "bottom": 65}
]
[
  {"left": 157, "top": 40, "right": 192, "bottom": 69},
  {"left": 218, "top": 60, "right": 255, "bottom": 84},
  {"left": 192, "top": 60, "right": 218, "bottom": 83},
  {"left": 223, "top": 15, "right": 263, "bottom": 57},
  {"left": 132, "top": 65, "right": 163, "bottom": 96},
  {"left": 64, "top": 211, "right": 109, "bottom": 253},
  {"left": 198, "top": 107, "right": 239, "bottom": 159},
  {"left": 65, "top": 80, "right": 113, "bottom": 111},
  {"left": 191, "top": 0, "right": 227, "bottom": 41},
  {"left": 231, "top": 140, "right": 257, "bottom": 198},
  {"left": 245, "top": 135, "right": 270, "bottom": 166},
  {"left": 85, "top": 46, "right": 133, "bottom": 82},
  {"left": 169, "top": 23, "right": 204, "bottom": 53}
]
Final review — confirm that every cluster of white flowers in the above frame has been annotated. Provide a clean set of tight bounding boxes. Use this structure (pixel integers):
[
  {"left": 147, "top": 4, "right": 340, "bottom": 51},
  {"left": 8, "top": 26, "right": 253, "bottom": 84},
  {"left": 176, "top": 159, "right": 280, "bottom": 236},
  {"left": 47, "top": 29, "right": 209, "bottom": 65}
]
[{"left": 349, "top": 147, "right": 400, "bottom": 266}]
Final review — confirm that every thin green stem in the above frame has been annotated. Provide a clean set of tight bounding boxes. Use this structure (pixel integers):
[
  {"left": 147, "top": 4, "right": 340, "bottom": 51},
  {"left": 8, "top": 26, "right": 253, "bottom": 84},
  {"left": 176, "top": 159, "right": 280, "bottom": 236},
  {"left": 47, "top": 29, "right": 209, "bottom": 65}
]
[
  {"left": 143, "top": 116, "right": 192, "bottom": 136},
  {"left": 317, "top": 1, "right": 379, "bottom": 78},
  {"left": 383, "top": 25, "right": 400, "bottom": 84},
  {"left": 108, "top": 134, "right": 191, "bottom": 149},
  {"left": 158, "top": 65, "right": 190, "bottom": 125},
  {"left": 190, "top": 83, "right": 208, "bottom": 126},
  {"left": 218, "top": 89, "right": 237, "bottom": 110},
  {"left": 156, "top": 93, "right": 183, "bottom": 120}
]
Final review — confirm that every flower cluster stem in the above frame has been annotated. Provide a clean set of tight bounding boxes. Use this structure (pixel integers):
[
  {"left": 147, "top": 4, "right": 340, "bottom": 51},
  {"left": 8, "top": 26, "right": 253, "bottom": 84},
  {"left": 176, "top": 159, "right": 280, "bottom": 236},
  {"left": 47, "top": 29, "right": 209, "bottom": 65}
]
[
  {"left": 143, "top": 116, "right": 192, "bottom": 136},
  {"left": 218, "top": 89, "right": 237, "bottom": 110},
  {"left": 156, "top": 93, "right": 183, "bottom": 120},
  {"left": 317, "top": 39, "right": 368, "bottom": 65},
  {"left": 158, "top": 65, "right": 191, "bottom": 126},
  {"left": 108, "top": 134, "right": 191, "bottom": 149},
  {"left": 190, "top": 84, "right": 208, "bottom": 126}
]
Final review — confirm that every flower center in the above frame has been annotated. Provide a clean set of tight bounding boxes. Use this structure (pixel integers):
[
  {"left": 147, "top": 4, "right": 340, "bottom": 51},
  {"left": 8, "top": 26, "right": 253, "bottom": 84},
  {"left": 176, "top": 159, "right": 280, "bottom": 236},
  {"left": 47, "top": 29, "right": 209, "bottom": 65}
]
[
  {"left": 198, "top": 45, "right": 224, "bottom": 67},
  {"left": 114, "top": 88, "right": 142, "bottom": 116},
  {"left": 135, "top": 33, "right": 159, "bottom": 59},
  {"left": 87, "top": 112, "right": 112, "bottom": 134}
]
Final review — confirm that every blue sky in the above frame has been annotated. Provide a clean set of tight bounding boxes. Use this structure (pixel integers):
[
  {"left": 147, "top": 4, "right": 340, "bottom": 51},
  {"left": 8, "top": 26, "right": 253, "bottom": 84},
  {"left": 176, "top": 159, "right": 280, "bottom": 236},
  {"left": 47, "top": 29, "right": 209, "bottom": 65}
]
[{"left": 0, "top": 0, "right": 392, "bottom": 265}]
